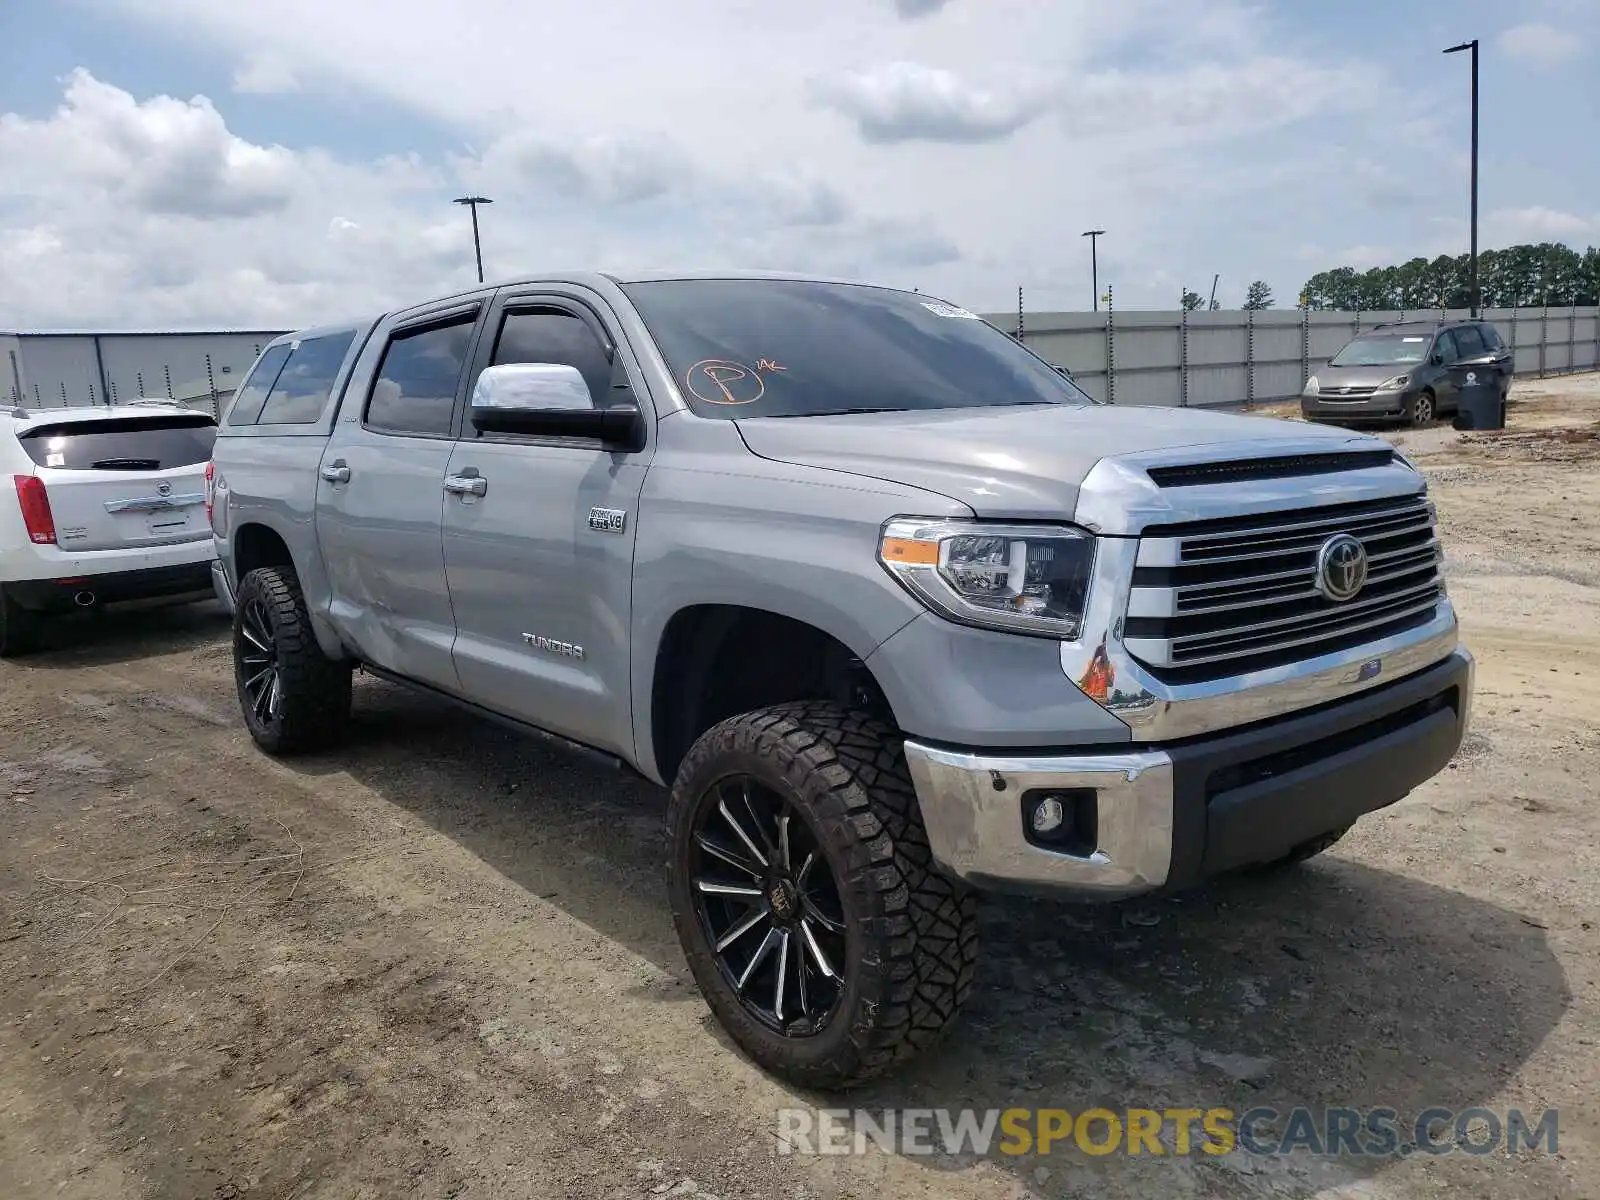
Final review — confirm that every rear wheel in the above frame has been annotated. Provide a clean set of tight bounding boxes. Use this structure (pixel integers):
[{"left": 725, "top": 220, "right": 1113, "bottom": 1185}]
[
  {"left": 233, "top": 566, "right": 352, "bottom": 755},
  {"left": 1406, "top": 391, "right": 1436, "bottom": 428},
  {"left": 0, "top": 590, "right": 42, "bottom": 658},
  {"left": 667, "top": 702, "right": 979, "bottom": 1089}
]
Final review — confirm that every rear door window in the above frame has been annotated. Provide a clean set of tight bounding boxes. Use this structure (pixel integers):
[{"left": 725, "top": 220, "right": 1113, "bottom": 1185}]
[
  {"left": 18, "top": 416, "right": 219, "bottom": 470},
  {"left": 1453, "top": 325, "right": 1486, "bottom": 357},
  {"left": 258, "top": 330, "right": 358, "bottom": 424},
  {"left": 225, "top": 344, "right": 292, "bottom": 426},
  {"left": 364, "top": 314, "right": 478, "bottom": 438}
]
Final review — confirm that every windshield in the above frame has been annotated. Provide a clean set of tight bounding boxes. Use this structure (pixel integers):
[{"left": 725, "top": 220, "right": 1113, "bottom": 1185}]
[
  {"left": 621, "top": 278, "right": 1097, "bottom": 418},
  {"left": 1329, "top": 334, "right": 1432, "bottom": 368}
]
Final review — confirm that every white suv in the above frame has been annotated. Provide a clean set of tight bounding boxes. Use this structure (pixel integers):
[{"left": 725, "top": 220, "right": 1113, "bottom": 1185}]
[{"left": 1, "top": 401, "right": 219, "bottom": 655}]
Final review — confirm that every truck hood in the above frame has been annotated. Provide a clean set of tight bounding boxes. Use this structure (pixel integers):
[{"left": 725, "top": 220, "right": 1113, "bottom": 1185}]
[{"left": 734, "top": 403, "right": 1388, "bottom": 521}]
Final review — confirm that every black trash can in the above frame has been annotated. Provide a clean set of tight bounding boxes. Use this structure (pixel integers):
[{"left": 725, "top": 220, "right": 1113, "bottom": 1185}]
[{"left": 1453, "top": 378, "right": 1505, "bottom": 430}]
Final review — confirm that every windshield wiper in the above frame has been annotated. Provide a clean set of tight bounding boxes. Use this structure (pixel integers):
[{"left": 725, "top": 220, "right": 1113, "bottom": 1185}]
[
  {"left": 779, "top": 407, "right": 896, "bottom": 418},
  {"left": 91, "top": 457, "right": 161, "bottom": 469}
]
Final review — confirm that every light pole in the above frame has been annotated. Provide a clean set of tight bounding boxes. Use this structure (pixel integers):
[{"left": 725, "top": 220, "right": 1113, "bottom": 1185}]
[
  {"left": 1082, "top": 229, "right": 1106, "bottom": 312},
  {"left": 1443, "top": 40, "right": 1479, "bottom": 316},
  {"left": 453, "top": 195, "right": 493, "bottom": 284}
]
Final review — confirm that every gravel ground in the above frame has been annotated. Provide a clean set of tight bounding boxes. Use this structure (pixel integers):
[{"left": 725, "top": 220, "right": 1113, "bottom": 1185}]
[{"left": 2, "top": 374, "right": 1597, "bottom": 1200}]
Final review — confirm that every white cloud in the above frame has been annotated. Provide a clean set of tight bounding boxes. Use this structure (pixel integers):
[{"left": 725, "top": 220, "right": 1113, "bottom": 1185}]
[
  {"left": 7, "top": 0, "right": 1583, "bottom": 326},
  {"left": 1, "top": 69, "right": 300, "bottom": 218},
  {"left": 1333, "top": 245, "right": 1395, "bottom": 270},
  {"left": 231, "top": 52, "right": 301, "bottom": 95},
  {"left": 465, "top": 130, "right": 687, "bottom": 205},
  {"left": 0, "top": 69, "right": 957, "bottom": 327},
  {"left": 810, "top": 62, "right": 1051, "bottom": 144},
  {"left": 1498, "top": 23, "right": 1585, "bottom": 66},
  {"left": 1488, "top": 206, "right": 1595, "bottom": 241}
]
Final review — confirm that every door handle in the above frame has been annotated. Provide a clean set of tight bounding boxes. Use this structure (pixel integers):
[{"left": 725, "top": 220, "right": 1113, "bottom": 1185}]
[
  {"left": 444, "top": 474, "right": 488, "bottom": 497},
  {"left": 320, "top": 460, "right": 351, "bottom": 484}
]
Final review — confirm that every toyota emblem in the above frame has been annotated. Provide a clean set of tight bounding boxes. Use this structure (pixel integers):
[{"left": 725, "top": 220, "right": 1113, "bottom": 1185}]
[
  {"left": 1315, "top": 533, "right": 1368, "bottom": 602},
  {"left": 156, "top": 481, "right": 172, "bottom": 496}
]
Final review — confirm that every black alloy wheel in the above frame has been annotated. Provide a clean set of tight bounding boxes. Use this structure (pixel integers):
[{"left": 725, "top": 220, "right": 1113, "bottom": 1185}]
[
  {"left": 667, "top": 702, "right": 980, "bottom": 1088},
  {"left": 688, "top": 775, "right": 847, "bottom": 1036},
  {"left": 231, "top": 566, "right": 352, "bottom": 755},
  {"left": 237, "top": 592, "right": 281, "bottom": 728}
]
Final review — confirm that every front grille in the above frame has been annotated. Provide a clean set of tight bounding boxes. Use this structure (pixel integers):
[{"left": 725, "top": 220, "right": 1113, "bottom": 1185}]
[
  {"left": 1123, "top": 493, "right": 1442, "bottom": 681},
  {"left": 1320, "top": 385, "right": 1378, "bottom": 398}
]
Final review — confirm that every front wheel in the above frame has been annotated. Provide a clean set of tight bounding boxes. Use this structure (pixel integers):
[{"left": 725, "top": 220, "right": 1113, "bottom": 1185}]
[
  {"left": 1406, "top": 391, "right": 1436, "bottom": 428},
  {"left": 667, "top": 702, "right": 979, "bottom": 1089},
  {"left": 233, "top": 566, "right": 352, "bottom": 755}
]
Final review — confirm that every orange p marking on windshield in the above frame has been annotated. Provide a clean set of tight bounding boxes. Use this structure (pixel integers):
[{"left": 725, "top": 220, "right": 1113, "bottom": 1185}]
[{"left": 685, "top": 359, "right": 766, "bottom": 406}]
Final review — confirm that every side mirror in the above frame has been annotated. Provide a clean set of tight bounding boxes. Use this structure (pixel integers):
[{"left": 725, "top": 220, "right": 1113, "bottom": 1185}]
[
  {"left": 1430, "top": 353, "right": 1445, "bottom": 366},
  {"left": 469, "top": 363, "right": 645, "bottom": 450}
]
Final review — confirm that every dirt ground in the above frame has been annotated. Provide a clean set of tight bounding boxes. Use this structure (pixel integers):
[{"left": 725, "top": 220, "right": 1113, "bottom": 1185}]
[{"left": 3, "top": 374, "right": 1598, "bottom": 1200}]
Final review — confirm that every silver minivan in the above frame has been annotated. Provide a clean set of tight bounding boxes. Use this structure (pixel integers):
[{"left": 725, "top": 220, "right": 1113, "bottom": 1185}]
[{"left": 1301, "top": 319, "right": 1514, "bottom": 427}]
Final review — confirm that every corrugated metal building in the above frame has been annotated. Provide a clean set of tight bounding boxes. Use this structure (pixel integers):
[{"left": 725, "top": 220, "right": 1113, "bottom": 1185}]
[{"left": 3, "top": 329, "right": 290, "bottom": 415}]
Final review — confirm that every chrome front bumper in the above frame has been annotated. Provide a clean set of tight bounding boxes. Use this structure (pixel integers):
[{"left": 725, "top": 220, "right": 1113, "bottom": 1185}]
[
  {"left": 904, "top": 646, "right": 1474, "bottom": 899},
  {"left": 903, "top": 743, "right": 1175, "bottom": 898}
]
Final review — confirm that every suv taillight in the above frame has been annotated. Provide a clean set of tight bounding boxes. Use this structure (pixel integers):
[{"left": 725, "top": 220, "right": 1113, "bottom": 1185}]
[
  {"left": 204, "top": 461, "right": 216, "bottom": 525},
  {"left": 13, "top": 475, "right": 56, "bottom": 545}
]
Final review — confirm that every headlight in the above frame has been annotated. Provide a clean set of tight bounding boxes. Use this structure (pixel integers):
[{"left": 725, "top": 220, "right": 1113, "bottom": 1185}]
[
  {"left": 1305, "top": 376, "right": 1319, "bottom": 395},
  {"left": 1378, "top": 374, "right": 1411, "bottom": 391},
  {"left": 879, "top": 519, "right": 1095, "bottom": 638}
]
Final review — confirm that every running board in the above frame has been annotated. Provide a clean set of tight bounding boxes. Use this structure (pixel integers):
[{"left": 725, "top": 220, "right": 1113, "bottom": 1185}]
[{"left": 356, "top": 662, "right": 642, "bottom": 779}]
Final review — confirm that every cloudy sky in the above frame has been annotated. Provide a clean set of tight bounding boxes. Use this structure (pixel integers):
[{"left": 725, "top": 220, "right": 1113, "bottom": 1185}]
[{"left": 1, "top": 0, "right": 1596, "bottom": 329}]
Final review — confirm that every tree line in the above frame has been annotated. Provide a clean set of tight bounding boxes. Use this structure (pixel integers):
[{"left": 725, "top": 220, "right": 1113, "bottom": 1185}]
[
  {"left": 1179, "top": 281, "right": 1278, "bottom": 311},
  {"left": 1298, "top": 242, "right": 1600, "bottom": 312}
]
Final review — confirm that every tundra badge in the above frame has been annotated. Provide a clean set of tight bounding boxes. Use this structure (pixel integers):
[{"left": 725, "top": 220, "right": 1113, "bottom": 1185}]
[
  {"left": 588, "top": 507, "right": 627, "bottom": 535},
  {"left": 522, "top": 633, "right": 585, "bottom": 661}
]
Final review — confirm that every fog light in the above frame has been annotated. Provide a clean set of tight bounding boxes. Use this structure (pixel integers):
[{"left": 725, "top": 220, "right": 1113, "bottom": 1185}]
[
  {"left": 1031, "top": 796, "right": 1065, "bottom": 834},
  {"left": 1022, "top": 788, "right": 1098, "bottom": 856}
]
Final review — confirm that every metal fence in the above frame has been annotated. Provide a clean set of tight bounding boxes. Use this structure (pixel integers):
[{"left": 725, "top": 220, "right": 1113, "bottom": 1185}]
[
  {"left": 982, "top": 304, "right": 1600, "bottom": 407},
  {"left": 3, "top": 330, "right": 288, "bottom": 418},
  {"left": 9, "top": 306, "right": 1597, "bottom": 418}
]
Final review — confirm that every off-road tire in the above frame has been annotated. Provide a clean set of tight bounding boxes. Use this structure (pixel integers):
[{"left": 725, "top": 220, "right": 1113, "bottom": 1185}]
[
  {"left": 667, "top": 701, "right": 979, "bottom": 1089},
  {"left": 233, "top": 566, "right": 352, "bottom": 755},
  {"left": 0, "top": 590, "right": 42, "bottom": 658},
  {"left": 1406, "top": 390, "right": 1436, "bottom": 428}
]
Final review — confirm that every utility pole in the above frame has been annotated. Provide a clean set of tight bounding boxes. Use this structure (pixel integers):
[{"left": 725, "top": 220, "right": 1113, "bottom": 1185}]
[
  {"left": 1207, "top": 273, "right": 1220, "bottom": 311},
  {"left": 1082, "top": 230, "right": 1106, "bottom": 312},
  {"left": 453, "top": 195, "right": 494, "bottom": 284},
  {"left": 1444, "top": 40, "right": 1479, "bottom": 316}
]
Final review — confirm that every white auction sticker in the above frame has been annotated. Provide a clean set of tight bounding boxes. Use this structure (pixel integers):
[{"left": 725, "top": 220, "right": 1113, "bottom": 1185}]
[{"left": 921, "top": 301, "right": 981, "bottom": 320}]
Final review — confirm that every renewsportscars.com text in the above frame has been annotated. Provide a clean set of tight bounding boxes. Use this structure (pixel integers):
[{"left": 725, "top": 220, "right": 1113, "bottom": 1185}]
[{"left": 775, "top": 1106, "right": 1559, "bottom": 1159}]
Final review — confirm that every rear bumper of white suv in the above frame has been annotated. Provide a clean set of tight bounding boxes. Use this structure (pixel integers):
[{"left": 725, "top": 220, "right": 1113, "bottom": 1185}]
[
  {"left": 2, "top": 538, "right": 216, "bottom": 611},
  {"left": 903, "top": 646, "right": 1472, "bottom": 899}
]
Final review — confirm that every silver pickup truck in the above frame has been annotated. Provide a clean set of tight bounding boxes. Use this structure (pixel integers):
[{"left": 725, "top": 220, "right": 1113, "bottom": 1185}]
[{"left": 208, "top": 271, "right": 1473, "bottom": 1087}]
